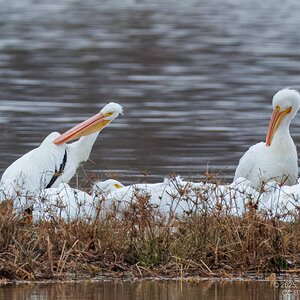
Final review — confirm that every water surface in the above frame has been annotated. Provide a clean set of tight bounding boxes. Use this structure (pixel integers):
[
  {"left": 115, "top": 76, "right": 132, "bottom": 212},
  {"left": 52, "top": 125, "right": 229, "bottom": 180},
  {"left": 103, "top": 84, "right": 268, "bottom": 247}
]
[
  {"left": 0, "top": 280, "right": 298, "bottom": 300},
  {"left": 1, "top": 0, "right": 300, "bottom": 184}
]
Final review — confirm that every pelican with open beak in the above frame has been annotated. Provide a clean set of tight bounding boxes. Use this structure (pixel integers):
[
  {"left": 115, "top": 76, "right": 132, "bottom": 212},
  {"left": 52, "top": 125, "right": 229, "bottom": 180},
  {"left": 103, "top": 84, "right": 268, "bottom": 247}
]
[
  {"left": 0, "top": 102, "right": 123, "bottom": 199},
  {"left": 234, "top": 89, "right": 300, "bottom": 189}
]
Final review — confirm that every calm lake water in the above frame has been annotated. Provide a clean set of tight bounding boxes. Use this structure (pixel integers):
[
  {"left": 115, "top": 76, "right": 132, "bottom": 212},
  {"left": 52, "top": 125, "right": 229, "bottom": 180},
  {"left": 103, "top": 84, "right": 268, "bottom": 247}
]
[
  {"left": 1, "top": 280, "right": 299, "bottom": 300},
  {"left": 1, "top": 0, "right": 300, "bottom": 184}
]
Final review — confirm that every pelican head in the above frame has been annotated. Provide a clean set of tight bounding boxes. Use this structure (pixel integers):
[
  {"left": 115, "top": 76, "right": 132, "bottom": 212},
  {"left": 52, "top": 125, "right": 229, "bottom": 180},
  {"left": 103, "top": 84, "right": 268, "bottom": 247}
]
[
  {"left": 94, "top": 179, "right": 125, "bottom": 192},
  {"left": 54, "top": 102, "right": 123, "bottom": 145},
  {"left": 266, "top": 89, "right": 300, "bottom": 146}
]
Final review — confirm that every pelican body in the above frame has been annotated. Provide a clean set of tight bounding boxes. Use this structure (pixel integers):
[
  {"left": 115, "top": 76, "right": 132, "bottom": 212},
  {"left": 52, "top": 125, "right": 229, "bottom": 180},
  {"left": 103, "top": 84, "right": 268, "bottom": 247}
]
[
  {"left": 234, "top": 89, "right": 300, "bottom": 189},
  {"left": 0, "top": 102, "right": 122, "bottom": 198}
]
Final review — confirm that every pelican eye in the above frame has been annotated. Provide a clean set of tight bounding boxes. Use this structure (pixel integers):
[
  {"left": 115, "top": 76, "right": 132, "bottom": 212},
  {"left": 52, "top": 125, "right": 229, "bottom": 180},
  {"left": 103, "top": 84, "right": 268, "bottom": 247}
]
[
  {"left": 106, "top": 112, "right": 113, "bottom": 117},
  {"left": 114, "top": 183, "right": 122, "bottom": 189},
  {"left": 275, "top": 105, "right": 280, "bottom": 110}
]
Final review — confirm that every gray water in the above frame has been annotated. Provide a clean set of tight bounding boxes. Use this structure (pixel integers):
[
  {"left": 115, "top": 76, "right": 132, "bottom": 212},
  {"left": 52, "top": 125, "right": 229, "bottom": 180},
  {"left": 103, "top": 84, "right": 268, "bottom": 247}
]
[
  {"left": 0, "top": 280, "right": 298, "bottom": 300},
  {"left": 1, "top": 0, "right": 300, "bottom": 184}
]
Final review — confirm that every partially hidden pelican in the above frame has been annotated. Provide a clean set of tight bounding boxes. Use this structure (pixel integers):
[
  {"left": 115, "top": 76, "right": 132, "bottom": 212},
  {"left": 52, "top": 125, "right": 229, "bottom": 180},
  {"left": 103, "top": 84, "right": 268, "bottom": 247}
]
[
  {"left": 234, "top": 89, "right": 300, "bottom": 189},
  {"left": 0, "top": 102, "right": 122, "bottom": 198}
]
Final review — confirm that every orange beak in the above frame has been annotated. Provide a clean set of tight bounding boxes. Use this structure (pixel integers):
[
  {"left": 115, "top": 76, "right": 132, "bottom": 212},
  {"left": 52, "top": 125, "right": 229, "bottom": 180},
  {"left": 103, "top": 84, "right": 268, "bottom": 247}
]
[
  {"left": 266, "top": 106, "right": 292, "bottom": 146},
  {"left": 53, "top": 113, "right": 110, "bottom": 145}
]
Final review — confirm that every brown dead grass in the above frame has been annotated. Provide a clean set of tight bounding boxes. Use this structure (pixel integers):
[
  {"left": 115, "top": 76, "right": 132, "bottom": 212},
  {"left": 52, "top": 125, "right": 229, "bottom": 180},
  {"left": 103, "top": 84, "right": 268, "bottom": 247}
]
[{"left": 0, "top": 176, "right": 300, "bottom": 282}]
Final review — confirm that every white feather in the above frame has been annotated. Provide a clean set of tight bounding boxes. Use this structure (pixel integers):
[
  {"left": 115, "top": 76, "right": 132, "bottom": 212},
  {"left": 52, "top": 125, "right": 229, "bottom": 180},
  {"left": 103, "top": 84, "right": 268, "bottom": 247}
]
[{"left": 234, "top": 89, "right": 300, "bottom": 189}]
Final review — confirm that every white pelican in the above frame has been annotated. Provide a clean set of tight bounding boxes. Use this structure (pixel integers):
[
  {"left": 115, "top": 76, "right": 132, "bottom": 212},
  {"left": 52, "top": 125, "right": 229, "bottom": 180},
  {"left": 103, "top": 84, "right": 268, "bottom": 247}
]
[
  {"left": 26, "top": 183, "right": 98, "bottom": 222},
  {"left": 12, "top": 180, "right": 126, "bottom": 222},
  {"left": 91, "top": 177, "right": 254, "bottom": 216},
  {"left": 93, "top": 179, "right": 125, "bottom": 194},
  {"left": 94, "top": 177, "right": 300, "bottom": 219},
  {"left": 0, "top": 102, "right": 122, "bottom": 199},
  {"left": 234, "top": 89, "right": 300, "bottom": 189},
  {"left": 15, "top": 178, "right": 300, "bottom": 222},
  {"left": 92, "top": 176, "right": 201, "bottom": 215}
]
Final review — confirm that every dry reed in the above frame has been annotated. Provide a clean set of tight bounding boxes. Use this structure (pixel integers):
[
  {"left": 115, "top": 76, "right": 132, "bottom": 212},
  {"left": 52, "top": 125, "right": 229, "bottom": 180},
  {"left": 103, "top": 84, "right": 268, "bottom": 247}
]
[{"left": 0, "top": 175, "right": 300, "bottom": 282}]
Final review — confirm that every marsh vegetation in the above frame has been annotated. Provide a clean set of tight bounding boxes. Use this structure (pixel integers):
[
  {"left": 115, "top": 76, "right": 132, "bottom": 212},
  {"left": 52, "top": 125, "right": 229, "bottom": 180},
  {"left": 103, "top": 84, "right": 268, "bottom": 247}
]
[{"left": 0, "top": 175, "right": 299, "bottom": 282}]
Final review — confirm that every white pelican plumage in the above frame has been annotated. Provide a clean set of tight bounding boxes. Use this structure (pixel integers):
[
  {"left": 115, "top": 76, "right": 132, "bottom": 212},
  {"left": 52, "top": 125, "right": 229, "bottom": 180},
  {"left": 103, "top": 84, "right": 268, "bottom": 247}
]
[
  {"left": 16, "top": 177, "right": 300, "bottom": 222},
  {"left": 93, "top": 177, "right": 300, "bottom": 219},
  {"left": 93, "top": 179, "right": 125, "bottom": 194},
  {"left": 234, "top": 89, "right": 300, "bottom": 189},
  {"left": 13, "top": 180, "right": 126, "bottom": 222},
  {"left": 0, "top": 102, "right": 122, "bottom": 199}
]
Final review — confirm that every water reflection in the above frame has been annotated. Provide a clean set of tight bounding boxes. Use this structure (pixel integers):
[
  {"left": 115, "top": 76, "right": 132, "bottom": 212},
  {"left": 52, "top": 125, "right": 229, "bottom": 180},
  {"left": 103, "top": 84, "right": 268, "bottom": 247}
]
[
  {"left": 1, "top": 0, "right": 300, "bottom": 184},
  {"left": 0, "top": 280, "right": 297, "bottom": 300}
]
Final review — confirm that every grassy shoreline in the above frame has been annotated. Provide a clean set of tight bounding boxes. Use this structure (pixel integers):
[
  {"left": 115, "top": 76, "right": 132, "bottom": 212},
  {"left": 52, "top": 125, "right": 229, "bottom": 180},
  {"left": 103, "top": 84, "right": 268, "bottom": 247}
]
[{"left": 0, "top": 191, "right": 300, "bottom": 283}]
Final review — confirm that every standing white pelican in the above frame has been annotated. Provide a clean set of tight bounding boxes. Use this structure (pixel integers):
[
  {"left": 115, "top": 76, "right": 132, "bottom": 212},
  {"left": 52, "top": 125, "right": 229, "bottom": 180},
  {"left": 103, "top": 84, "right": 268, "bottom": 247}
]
[
  {"left": 0, "top": 102, "right": 122, "bottom": 199},
  {"left": 234, "top": 89, "right": 300, "bottom": 189}
]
